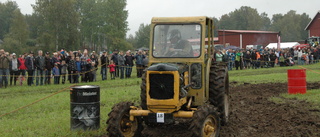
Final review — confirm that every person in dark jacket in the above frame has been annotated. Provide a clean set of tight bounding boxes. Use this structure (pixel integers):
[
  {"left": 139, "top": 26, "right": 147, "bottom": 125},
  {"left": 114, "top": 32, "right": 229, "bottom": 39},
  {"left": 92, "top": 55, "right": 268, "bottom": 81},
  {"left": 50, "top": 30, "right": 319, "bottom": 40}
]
[
  {"left": 269, "top": 51, "right": 277, "bottom": 67},
  {"left": 44, "top": 52, "right": 53, "bottom": 84},
  {"left": 124, "top": 51, "right": 134, "bottom": 78},
  {"left": 244, "top": 50, "right": 251, "bottom": 69},
  {"left": 35, "top": 50, "right": 45, "bottom": 86},
  {"left": 0, "top": 49, "right": 10, "bottom": 88},
  {"left": 67, "top": 56, "right": 77, "bottom": 83},
  {"left": 75, "top": 57, "right": 81, "bottom": 83},
  {"left": 250, "top": 49, "right": 257, "bottom": 69},
  {"left": 80, "top": 58, "right": 88, "bottom": 82},
  {"left": 134, "top": 50, "right": 145, "bottom": 78},
  {"left": 100, "top": 51, "right": 109, "bottom": 80},
  {"left": 110, "top": 49, "right": 119, "bottom": 77},
  {"left": 25, "top": 51, "right": 35, "bottom": 86},
  {"left": 9, "top": 53, "right": 20, "bottom": 86},
  {"left": 118, "top": 51, "right": 126, "bottom": 79},
  {"left": 85, "top": 59, "right": 92, "bottom": 82}
]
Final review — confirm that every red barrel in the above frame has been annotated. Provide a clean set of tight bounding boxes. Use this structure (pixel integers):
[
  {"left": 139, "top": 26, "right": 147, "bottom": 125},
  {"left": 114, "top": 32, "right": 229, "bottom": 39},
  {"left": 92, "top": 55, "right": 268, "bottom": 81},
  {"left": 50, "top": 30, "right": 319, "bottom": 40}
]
[{"left": 287, "top": 69, "right": 306, "bottom": 94}]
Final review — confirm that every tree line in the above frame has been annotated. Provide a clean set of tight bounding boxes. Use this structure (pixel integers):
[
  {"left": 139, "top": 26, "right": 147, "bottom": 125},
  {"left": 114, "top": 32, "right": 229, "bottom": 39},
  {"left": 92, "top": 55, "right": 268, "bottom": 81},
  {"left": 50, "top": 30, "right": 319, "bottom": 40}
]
[
  {"left": 0, "top": 3, "right": 312, "bottom": 55},
  {"left": 131, "top": 6, "right": 312, "bottom": 49},
  {"left": 0, "top": 0, "right": 129, "bottom": 54}
]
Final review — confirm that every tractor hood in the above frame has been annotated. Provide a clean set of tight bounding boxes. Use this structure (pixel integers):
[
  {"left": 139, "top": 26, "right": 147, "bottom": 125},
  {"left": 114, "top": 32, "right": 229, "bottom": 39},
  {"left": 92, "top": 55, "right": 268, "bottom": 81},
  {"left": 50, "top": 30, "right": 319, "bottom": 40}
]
[{"left": 147, "top": 63, "right": 188, "bottom": 74}]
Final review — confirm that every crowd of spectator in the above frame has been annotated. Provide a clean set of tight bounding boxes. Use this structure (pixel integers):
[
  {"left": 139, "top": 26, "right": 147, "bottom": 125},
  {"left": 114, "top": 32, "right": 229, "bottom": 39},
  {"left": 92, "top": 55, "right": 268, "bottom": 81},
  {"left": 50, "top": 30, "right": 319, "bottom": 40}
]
[
  {"left": 2, "top": 44, "right": 319, "bottom": 88},
  {"left": 215, "top": 45, "right": 320, "bottom": 70},
  {"left": 0, "top": 48, "right": 148, "bottom": 88}
]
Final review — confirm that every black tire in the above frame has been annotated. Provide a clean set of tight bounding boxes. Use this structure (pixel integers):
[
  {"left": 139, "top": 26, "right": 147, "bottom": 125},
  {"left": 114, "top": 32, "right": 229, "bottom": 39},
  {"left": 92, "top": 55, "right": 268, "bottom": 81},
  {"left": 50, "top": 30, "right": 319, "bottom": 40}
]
[
  {"left": 189, "top": 104, "right": 220, "bottom": 137},
  {"left": 209, "top": 61, "right": 230, "bottom": 125},
  {"left": 106, "top": 102, "right": 143, "bottom": 137},
  {"left": 140, "top": 72, "right": 147, "bottom": 110}
]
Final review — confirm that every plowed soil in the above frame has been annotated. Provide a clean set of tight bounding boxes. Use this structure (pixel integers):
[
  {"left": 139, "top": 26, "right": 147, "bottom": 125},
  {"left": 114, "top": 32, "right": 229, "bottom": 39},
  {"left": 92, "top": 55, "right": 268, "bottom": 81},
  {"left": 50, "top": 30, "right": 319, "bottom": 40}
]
[{"left": 141, "top": 82, "right": 320, "bottom": 137}]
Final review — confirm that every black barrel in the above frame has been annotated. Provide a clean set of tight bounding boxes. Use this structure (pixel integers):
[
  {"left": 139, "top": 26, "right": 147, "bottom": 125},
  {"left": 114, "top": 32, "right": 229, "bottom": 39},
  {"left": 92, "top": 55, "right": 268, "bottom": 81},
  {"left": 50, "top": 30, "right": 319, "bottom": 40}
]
[{"left": 70, "top": 85, "right": 100, "bottom": 130}]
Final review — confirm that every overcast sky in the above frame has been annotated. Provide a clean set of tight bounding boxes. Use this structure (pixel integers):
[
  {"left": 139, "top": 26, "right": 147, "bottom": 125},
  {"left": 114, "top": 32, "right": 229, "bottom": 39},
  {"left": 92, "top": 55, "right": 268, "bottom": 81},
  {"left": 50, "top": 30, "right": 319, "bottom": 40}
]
[{"left": 1, "top": 0, "right": 319, "bottom": 36}]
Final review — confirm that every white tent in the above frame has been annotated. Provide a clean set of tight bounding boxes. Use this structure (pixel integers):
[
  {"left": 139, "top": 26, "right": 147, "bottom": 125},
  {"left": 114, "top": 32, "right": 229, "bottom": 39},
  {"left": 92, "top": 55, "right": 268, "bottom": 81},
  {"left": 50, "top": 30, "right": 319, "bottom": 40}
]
[{"left": 266, "top": 42, "right": 300, "bottom": 49}]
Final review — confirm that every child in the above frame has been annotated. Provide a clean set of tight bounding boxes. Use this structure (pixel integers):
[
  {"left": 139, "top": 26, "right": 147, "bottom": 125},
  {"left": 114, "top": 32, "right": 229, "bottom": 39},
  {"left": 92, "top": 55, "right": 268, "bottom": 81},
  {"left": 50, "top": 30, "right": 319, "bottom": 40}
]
[
  {"left": 52, "top": 63, "right": 60, "bottom": 84},
  {"left": 108, "top": 60, "right": 116, "bottom": 80},
  {"left": 61, "top": 60, "right": 67, "bottom": 84}
]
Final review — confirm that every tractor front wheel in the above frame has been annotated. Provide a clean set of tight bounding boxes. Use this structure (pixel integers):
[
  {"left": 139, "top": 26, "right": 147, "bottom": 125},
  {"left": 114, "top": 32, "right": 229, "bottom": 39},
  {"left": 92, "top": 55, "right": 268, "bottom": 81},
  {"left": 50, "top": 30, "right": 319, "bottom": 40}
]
[
  {"left": 106, "top": 102, "right": 143, "bottom": 137},
  {"left": 189, "top": 104, "right": 220, "bottom": 137}
]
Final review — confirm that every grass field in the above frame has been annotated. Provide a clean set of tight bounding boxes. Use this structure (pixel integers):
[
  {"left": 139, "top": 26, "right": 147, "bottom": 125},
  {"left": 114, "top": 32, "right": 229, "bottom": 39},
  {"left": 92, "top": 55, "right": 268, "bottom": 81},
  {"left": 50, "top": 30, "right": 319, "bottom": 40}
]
[{"left": 0, "top": 64, "right": 319, "bottom": 137}]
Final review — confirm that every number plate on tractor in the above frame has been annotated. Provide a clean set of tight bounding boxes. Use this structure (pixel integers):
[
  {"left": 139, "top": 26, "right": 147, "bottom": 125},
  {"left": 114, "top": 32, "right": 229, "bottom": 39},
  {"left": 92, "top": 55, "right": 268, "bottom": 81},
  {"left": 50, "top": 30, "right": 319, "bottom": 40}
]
[{"left": 148, "top": 113, "right": 174, "bottom": 124}]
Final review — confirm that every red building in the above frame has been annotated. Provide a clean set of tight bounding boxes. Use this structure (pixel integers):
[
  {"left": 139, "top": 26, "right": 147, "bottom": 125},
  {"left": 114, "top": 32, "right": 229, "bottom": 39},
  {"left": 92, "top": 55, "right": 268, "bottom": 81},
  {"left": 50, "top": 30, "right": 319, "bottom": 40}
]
[
  {"left": 305, "top": 11, "right": 320, "bottom": 37},
  {"left": 214, "top": 30, "right": 279, "bottom": 48}
]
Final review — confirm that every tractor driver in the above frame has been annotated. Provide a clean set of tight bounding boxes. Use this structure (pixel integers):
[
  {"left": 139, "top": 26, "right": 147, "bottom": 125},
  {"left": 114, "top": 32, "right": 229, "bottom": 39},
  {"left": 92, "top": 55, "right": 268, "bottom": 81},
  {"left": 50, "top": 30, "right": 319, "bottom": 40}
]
[{"left": 164, "top": 29, "right": 193, "bottom": 57}]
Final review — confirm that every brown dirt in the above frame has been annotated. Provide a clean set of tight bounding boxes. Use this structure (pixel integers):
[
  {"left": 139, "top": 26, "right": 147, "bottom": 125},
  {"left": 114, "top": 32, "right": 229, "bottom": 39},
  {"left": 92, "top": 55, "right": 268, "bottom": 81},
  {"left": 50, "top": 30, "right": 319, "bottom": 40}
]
[{"left": 141, "top": 82, "right": 320, "bottom": 137}]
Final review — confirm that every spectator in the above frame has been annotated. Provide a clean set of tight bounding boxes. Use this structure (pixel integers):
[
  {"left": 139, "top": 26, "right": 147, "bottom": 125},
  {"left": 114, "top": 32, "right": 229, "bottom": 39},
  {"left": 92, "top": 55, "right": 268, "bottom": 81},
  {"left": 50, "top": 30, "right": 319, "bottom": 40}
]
[
  {"left": 44, "top": 52, "right": 53, "bottom": 85},
  {"left": 75, "top": 57, "right": 81, "bottom": 83},
  {"left": 221, "top": 49, "right": 228, "bottom": 63},
  {"left": 60, "top": 60, "right": 67, "bottom": 84},
  {"left": 25, "top": 51, "right": 35, "bottom": 86},
  {"left": 269, "top": 51, "right": 277, "bottom": 67},
  {"left": 124, "top": 51, "right": 134, "bottom": 78},
  {"left": 80, "top": 58, "right": 87, "bottom": 82},
  {"left": 134, "top": 50, "right": 145, "bottom": 78},
  {"left": 227, "top": 49, "right": 235, "bottom": 70},
  {"left": 52, "top": 63, "right": 60, "bottom": 84},
  {"left": 90, "top": 54, "right": 98, "bottom": 81},
  {"left": 215, "top": 50, "right": 223, "bottom": 62},
  {"left": 100, "top": 51, "right": 109, "bottom": 80},
  {"left": 18, "top": 54, "right": 27, "bottom": 86},
  {"left": 142, "top": 51, "right": 149, "bottom": 72},
  {"left": 85, "top": 59, "right": 93, "bottom": 82},
  {"left": 235, "top": 50, "right": 241, "bottom": 70},
  {"left": 67, "top": 55, "right": 77, "bottom": 83},
  {"left": 90, "top": 62, "right": 97, "bottom": 82},
  {"left": 35, "top": 50, "right": 45, "bottom": 86},
  {"left": 251, "top": 49, "right": 257, "bottom": 69},
  {"left": 297, "top": 48, "right": 303, "bottom": 65},
  {"left": 9, "top": 53, "right": 20, "bottom": 86},
  {"left": 244, "top": 50, "right": 251, "bottom": 69},
  {"left": 279, "top": 54, "right": 285, "bottom": 67},
  {"left": 0, "top": 49, "right": 10, "bottom": 88},
  {"left": 108, "top": 60, "right": 116, "bottom": 80},
  {"left": 111, "top": 49, "right": 119, "bottom": 77},
  {"left": 118, "top": 51, "right": 126, "bottom": 79},
  {"left": 80, "top": 49, "right": 89, "bottom": 60}
]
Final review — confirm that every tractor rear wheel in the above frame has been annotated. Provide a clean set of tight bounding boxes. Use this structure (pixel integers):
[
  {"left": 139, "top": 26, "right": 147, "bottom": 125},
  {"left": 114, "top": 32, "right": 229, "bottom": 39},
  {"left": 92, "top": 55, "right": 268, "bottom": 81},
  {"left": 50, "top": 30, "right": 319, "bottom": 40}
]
[
  {"left": 189, "top": 104, "right": 220, "bottom": 137},
  {"left": 209, "top": 61, "right": 230, "bottom": 125},
  {"left": 106, "top": 102, "right": 143, "bottom": 137}
]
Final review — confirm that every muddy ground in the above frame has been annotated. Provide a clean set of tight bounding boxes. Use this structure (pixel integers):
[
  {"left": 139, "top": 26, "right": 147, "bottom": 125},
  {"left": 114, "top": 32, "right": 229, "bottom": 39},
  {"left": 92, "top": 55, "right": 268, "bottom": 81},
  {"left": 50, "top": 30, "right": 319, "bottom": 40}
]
[{"left": 141, "top": 82, "right": 320, "bottom": 137}]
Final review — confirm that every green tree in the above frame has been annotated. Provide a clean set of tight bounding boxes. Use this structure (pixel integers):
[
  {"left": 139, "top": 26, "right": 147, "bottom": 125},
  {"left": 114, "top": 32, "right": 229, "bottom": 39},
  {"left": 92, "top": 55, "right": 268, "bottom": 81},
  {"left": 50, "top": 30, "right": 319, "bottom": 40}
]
[
  {"left": 33, "top": 0, "right": 80, "bottom": 51},
  {"left": 270, "top": 10, "right": 311, "bottom": 41},
  {"left": 76, "top": 0, "right": 129, "bottom": 52},
  {"left": 134, "top": 23, "right": 150, "bottom": 49},
  {"left": 2, "top": 9, "right": 29, "bottom": 54},
  {"left": 104, "top": 0, "right": 128, "bottom": 51},
  {"left": 0, "top": 1, "right": 18, "bottom": 40},
  {"left": 218, "top": 6, "right": 271, "bottom": 31}
]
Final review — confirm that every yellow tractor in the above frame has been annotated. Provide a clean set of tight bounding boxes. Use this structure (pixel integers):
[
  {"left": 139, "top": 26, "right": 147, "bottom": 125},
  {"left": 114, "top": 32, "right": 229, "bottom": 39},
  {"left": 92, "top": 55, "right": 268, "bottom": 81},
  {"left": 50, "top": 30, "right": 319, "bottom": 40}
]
[{"left": 107, "top": 16, "right": 229, "bottom": 137}]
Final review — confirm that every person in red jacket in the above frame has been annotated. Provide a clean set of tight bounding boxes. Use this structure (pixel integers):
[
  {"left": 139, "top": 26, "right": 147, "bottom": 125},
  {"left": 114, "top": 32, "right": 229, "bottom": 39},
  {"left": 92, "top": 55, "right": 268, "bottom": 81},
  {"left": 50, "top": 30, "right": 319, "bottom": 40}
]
[
  {"left": 108, "top": 60, "right": 116, "bottom": 80},
  {"left": 18, "top": 54, "right": 27, "bottom": 86}
]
